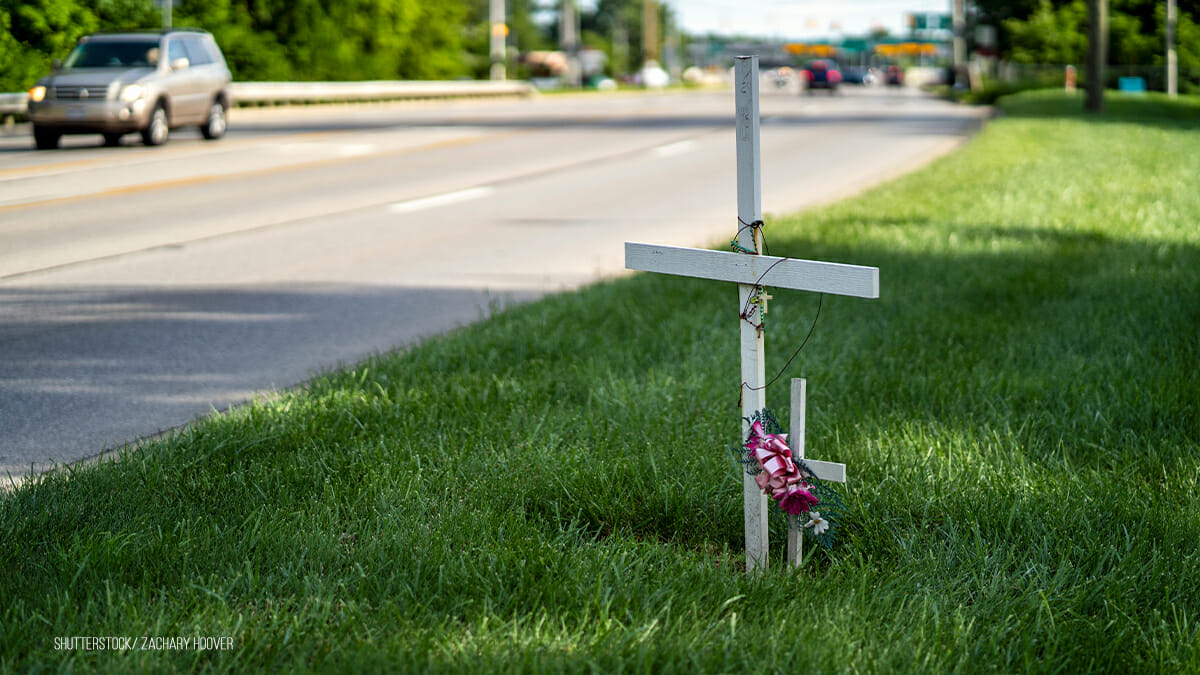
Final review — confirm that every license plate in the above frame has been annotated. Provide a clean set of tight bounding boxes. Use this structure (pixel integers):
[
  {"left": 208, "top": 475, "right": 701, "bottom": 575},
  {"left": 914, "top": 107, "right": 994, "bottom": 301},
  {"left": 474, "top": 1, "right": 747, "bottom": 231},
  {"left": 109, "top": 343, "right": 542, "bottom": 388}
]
[{"left": 67, "top": 106, "right": 86, "bottom": 119}]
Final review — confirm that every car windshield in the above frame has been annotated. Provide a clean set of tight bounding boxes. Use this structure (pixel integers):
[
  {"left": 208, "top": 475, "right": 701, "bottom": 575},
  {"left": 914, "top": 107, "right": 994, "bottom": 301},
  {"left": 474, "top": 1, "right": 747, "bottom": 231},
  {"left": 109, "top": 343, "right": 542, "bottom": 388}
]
[{"left": 63, "top": 40, "right": 157, "bottom": 68}]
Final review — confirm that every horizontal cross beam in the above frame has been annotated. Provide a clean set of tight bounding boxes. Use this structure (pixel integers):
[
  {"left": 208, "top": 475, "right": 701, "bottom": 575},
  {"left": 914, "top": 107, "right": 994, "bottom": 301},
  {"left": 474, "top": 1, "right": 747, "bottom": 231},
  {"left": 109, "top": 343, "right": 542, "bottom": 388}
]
[
  {"left": 800, "top": 458, "right": 846, "bottom": 483},
  {"left": 625, "top": 242, "right": 879, "bottom": 299}
]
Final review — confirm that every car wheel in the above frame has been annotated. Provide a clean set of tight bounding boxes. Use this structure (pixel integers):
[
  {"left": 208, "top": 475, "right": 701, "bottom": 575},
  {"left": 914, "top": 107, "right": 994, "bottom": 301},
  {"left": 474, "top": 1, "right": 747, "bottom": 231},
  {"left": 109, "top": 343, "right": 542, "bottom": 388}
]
[
  {"left": 103, "top": 133, "right": 123, "bottom": 147},
  {"left": 33, "top": 126, "right": 61, "bottom": 150},
  {"left": 200, "top": 100, "right": 227, "bottom": 140},
  {"left": 141, "top": 104, "right": 169, "bottom": 146}
]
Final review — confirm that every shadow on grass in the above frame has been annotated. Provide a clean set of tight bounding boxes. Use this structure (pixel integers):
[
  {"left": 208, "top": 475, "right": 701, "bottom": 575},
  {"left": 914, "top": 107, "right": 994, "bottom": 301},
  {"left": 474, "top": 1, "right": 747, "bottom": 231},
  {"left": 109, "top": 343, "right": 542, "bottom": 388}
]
[
  {"left": 764, "top": 223, "right": 1199, "bottom": 466},
  {"left": 431, "top": 219, "right": 1200, "bottom": 555}
]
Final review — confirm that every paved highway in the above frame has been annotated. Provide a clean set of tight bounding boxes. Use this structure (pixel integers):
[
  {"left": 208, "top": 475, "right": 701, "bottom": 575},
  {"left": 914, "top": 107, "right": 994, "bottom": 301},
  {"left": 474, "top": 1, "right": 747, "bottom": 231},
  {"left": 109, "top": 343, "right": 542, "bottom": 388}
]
[{"left": 0, "top": 83, "right": 988, "bottom": 482}]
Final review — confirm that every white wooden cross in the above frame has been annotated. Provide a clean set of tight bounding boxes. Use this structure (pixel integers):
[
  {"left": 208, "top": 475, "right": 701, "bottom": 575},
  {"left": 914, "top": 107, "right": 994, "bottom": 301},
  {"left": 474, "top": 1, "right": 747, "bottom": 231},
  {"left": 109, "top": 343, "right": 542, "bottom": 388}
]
[{"left": 624, "top": 56, "right": 878, "bottom": 572}]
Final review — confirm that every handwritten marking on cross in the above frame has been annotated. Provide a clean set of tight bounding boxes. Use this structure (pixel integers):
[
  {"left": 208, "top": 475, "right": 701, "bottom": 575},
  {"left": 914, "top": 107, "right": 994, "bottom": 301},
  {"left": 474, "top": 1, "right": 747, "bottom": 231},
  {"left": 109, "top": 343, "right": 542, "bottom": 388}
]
[{"left": 623, "top": 55, "right": 878, "bottom": 572}]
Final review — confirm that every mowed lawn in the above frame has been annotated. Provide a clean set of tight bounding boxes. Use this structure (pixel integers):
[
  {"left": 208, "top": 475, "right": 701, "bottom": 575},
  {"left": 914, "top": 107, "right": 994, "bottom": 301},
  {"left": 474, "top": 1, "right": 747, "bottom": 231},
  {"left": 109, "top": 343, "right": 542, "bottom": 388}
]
[{"left": 2, "top": 90, "right": 1198, "bottom": 673}]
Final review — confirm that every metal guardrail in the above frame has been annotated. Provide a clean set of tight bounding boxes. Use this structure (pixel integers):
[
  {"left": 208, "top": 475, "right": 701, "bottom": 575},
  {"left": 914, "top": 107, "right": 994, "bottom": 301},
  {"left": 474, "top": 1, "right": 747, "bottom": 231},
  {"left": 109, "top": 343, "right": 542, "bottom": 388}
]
[
  {"left": 0, "top": 93, "right": 25, "bottom": 116},
  {"left": 230, "top": 80, "right": 535, "bottom": 105},
  {"left": 0, "top": 80, "right": 537, "bottom": 119}
]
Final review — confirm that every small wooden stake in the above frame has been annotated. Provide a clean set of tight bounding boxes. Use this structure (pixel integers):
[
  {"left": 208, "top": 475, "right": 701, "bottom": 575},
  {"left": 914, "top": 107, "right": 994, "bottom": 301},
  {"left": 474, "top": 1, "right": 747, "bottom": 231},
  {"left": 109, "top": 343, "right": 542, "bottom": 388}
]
[{"left": 787, "top": 378, "right": 806, "bottom": 567}]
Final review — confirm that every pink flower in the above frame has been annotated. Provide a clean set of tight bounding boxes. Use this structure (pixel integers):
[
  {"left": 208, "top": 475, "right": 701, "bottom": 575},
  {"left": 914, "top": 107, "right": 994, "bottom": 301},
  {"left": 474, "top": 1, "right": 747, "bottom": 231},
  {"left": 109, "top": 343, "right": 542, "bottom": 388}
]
[
  {"left": 773, "top": 484, "right": 819, "bottom": 515},
  {"left": 745, "top": 422, "right": 804, "bottom": 497}
]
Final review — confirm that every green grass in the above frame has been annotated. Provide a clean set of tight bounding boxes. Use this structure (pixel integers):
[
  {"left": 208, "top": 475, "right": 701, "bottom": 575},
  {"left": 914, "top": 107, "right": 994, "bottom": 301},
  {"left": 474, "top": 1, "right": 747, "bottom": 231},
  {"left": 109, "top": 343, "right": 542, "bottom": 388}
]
[{"left": 3, "top": 89, "right": 1199, "bottom": 673}]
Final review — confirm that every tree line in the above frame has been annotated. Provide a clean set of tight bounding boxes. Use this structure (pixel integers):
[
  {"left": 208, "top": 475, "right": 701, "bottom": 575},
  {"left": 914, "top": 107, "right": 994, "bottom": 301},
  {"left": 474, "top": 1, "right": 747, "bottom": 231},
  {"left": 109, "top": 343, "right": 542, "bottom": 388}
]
[
  {"left": 1, "top": 0, "right": 541, "bottom": 91},
  {"left": 975, "top": 0, "right": 1199, "bottom": 91},
  {"left": 0, "top": 0, "right": 678, "bottom": 93},
  {"left": 2, "top": 0, "right": 1195, "bottom": 94}
]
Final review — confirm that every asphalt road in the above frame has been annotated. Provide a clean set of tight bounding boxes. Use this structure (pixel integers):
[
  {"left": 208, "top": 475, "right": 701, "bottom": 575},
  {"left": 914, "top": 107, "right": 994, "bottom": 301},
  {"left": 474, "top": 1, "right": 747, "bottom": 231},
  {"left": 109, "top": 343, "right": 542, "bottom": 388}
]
[{"left": 0, "top": 83, "right": 989, "bottom": 482}]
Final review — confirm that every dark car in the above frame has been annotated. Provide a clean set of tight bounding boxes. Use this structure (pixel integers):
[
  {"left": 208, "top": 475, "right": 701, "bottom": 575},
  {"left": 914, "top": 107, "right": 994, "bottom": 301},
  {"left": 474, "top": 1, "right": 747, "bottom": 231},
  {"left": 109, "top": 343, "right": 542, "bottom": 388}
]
[
  {"left": 840, "top": 66, "right": 878, "bottom": 86},
  {"left": 800, "top": 60, "right": 842, "bottom": 93},
  {"left": 885, "top": 64, "right": 904, "bottom": 87},
  {"left": 26, "top": 30, "right": 232, "bottom": 149}
]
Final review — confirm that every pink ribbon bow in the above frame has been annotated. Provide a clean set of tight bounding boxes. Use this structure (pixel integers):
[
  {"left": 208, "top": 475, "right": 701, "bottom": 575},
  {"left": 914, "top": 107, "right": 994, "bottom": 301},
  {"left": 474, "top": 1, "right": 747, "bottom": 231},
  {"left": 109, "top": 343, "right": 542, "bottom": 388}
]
[{"left": 744, "top": 420, "right": 808, "bottom": 497}]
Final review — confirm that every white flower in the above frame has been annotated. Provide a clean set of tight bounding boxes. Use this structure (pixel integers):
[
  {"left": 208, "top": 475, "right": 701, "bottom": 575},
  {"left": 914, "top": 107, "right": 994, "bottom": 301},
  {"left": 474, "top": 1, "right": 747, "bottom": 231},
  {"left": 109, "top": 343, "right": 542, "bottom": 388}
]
[{"left": 803, "top": 511, "right": 830, "bottom": 536}]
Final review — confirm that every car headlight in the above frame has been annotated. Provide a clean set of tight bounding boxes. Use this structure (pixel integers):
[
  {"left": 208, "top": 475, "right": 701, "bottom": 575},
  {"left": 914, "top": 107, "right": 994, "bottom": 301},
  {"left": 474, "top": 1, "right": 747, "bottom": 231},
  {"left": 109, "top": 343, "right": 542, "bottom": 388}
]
[
  {"left": 29, "top": 86, "right": 46, "bottom": 103},
  {"left": 119, "top": 84, "right": 144, "bottom": 102}
]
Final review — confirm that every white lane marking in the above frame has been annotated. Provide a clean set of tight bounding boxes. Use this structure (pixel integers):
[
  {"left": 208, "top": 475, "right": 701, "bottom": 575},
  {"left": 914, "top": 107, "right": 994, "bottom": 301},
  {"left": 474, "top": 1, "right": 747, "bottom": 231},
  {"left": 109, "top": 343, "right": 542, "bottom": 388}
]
[
  {"left": 650, "top": 140, "right": 698, "bottom": 158},
  {"left": 387, "top": 186, "right": 494, "bottom": 214},
  {"left": 276, "top": 142, "right": 379, "bottom": 157}
]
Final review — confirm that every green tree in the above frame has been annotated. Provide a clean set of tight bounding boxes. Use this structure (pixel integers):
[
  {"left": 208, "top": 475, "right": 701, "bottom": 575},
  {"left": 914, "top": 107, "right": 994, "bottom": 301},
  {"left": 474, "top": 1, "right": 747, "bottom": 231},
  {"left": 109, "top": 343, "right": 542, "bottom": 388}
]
[
  {"left": 3, "top": 0, "right": 541, "bottom": 87},
  {"left": 88, "top": 0, "right": 158, "bottom": 31},
  {"left": 0, "top": 8, "right": 29, "bottom": 91},
  {"left": 1005, "top": 0, "right": 1089, "bottom": 64},
  {"left": 0, "top": 0, "right": 96, "bottom": 90},
  {"left": 173, "top": 0, "right": 292, "bottom": 80},
  {"left": 1001, "top": 0, "right": 1200, "bottom": 92},
  {"left": 1163, "top": 4, "right": 1200, "bottom": 93},
  {"left": 396, "top": 0, "right": 470, "bottom": 79},
  {"left": 174, "top": 0, "right": 470, "bottom": 81}
]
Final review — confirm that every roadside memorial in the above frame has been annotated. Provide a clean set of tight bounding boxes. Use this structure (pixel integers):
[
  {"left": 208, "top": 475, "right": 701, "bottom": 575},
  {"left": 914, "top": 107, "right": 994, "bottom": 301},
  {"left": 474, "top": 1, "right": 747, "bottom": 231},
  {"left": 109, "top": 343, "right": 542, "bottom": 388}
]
[{"left": 624, "top": 56, "right": 879, "bottom": 571}]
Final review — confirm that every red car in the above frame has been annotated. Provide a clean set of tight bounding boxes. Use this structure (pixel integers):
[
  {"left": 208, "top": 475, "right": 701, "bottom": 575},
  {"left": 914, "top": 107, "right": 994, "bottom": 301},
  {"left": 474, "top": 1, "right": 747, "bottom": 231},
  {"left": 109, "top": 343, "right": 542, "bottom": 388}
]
[{"left": 800, "top": 60, "right": 842, "bottom": 93}]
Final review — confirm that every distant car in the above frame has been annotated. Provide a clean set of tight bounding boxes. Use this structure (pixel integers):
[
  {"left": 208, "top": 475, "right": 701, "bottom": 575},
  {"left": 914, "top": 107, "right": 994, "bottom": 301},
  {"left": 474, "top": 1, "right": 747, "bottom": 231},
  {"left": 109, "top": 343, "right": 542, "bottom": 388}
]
[
  {"left": 885, "top": 64, "right": 905, "bottom": 87},
  {"left": 26, "top": 30, "right": 232, "bottom": 149},
  {"left": 840, "top": 66, "right": 878, "bottom": 86},
  {"left": 800, "top": 60, "right": 842, "bottom": 93}
]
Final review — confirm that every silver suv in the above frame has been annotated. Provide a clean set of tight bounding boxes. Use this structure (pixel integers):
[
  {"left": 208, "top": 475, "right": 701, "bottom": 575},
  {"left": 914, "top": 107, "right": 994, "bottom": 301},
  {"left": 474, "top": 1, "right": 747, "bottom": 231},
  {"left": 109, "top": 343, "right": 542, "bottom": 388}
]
[{"left": 26, "top": 30, "right": 232, "bottom": 149}]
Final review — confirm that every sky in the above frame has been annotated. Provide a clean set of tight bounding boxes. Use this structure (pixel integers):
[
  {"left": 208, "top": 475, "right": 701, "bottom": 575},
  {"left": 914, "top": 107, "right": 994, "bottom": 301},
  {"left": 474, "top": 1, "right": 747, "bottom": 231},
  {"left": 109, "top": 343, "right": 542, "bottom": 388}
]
[{"left": 663, "top": 0, "right": 953, "bottom": 40}]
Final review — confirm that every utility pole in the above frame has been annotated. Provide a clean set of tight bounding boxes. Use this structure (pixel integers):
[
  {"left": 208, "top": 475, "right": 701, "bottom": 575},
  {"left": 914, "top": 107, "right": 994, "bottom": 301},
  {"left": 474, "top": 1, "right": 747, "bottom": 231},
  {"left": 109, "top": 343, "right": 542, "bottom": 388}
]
[
  {"left": 1085, "top": 0, "right": 1107, "bottom": 112},
  {"left": 952, "top": 0, "right": 967, "bottom": 89},
  {"left": 162, "top": 0, "right": 172, "bottom": 30},
  {"left": 1167, "top": 0, "right": 1178, "bottom": 97},
  {"left": 559, "top": 0, "right": 581, "bottom": 87},
  {"left": 490, "top": 0, "right": 506, "bottom": 81},
  {"left": 643, "top": 0, "right": 659, "bottom": 64}
]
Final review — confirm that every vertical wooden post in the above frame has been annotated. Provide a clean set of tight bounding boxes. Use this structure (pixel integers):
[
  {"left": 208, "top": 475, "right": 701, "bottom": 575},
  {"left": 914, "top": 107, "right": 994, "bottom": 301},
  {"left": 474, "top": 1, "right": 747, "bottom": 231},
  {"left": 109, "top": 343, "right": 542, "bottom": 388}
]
[
  {"left": 734, "top": 55, "right": 769, "bottom": 572},
  {"left": 787, "top": 378, "right": 806, "bottom": 567}
]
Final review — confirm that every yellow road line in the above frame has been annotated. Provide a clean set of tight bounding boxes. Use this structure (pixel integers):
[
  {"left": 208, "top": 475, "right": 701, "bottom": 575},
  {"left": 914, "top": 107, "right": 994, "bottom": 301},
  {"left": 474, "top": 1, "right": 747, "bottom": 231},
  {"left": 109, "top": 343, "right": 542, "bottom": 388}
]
[{"left": 0, "top": 131, "right": 515, "bottom": 214}]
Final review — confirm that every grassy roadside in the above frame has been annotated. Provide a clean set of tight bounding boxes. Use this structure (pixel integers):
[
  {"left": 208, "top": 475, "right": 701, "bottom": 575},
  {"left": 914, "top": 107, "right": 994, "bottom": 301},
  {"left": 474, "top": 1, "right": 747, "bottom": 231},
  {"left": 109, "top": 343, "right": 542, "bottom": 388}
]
[{"left": 2, "top": 90, "right": 1198, "bottom": 673}]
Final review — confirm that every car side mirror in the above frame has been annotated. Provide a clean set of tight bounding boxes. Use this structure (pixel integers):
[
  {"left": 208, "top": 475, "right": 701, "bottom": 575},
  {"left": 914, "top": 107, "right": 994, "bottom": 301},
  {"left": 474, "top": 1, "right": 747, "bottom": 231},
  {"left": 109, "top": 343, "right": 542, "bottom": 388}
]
[{"left": 170, "top": 57, "right": 189, "bottom": 71}]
